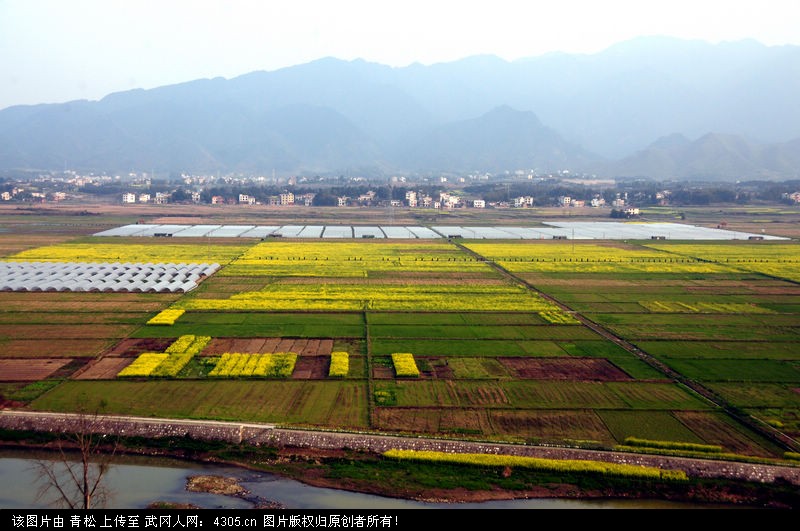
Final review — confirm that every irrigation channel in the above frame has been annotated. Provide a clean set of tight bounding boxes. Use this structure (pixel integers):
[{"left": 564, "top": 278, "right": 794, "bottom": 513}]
[{"left": 451, "top": 241, "right": 800, "bottom": 455}]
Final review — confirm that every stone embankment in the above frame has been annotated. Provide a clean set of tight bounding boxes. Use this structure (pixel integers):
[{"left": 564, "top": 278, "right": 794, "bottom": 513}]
[{"left": 2, "top": 410, "right": 799, "bottom": 487}]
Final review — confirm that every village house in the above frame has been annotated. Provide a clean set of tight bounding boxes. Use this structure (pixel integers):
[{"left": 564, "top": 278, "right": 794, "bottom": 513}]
[
  {"left": 591, "top": 196, "right": 606, "bottom": 207},
  {"left": 514, "top": 196, "right": 534, "bottom": 208},
  {"left": 296, "top": 193, "right": 316, "bottom": 206}
]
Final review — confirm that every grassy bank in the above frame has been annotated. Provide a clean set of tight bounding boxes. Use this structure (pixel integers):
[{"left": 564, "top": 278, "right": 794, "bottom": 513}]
[{"left": 1, "top": 428, "right": 798, "bottom": 509}]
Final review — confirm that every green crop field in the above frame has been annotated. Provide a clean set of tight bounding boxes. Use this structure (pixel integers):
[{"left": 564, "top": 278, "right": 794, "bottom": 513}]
[
  {"left": 597, "top": 410, "right": 705, "bottom": 444},
  {"left": 30, "top": 380, "right": 369, "bottom": 428},
  {"left": 661, "top": 359, "right": 800, "bottom": 383}
]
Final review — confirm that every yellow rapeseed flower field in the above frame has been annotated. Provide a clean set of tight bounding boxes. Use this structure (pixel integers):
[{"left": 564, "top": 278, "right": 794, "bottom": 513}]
[{"left": 7, "top": 243, "right": 248, "bottom": 263}]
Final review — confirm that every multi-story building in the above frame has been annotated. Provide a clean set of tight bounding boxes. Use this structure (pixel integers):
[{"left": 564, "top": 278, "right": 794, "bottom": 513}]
[{"left": 514, "top": 196, "right": 534, "bottom": 208}]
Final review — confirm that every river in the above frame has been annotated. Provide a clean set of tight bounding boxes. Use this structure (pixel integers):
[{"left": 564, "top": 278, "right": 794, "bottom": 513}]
[{"left": 0, "top": 449, "right": 747, "bottom": 510}]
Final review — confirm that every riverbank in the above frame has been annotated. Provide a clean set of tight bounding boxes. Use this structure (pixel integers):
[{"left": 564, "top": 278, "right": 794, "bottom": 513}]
[
  {"left": 2, "top": 410, "right": 799, "bottom": 508},
  {"left": 9, "top": 437, "right": 797, "bottom": 509}
]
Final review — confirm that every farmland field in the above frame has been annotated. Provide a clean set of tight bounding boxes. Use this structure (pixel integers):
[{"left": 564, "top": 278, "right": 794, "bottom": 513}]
[{"left": 1, "top": 207, "right": 799, "bottom": 464}]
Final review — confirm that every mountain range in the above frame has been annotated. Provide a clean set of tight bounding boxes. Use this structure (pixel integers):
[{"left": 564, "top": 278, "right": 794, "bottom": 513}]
[{"left": 1, "top": 36, "right": 799, "bottom": 181}]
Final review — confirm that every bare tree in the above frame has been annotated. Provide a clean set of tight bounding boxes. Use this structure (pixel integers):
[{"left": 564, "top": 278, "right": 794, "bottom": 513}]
[{"left": 31, "top": 400, "right": 117, "bottom": 509}]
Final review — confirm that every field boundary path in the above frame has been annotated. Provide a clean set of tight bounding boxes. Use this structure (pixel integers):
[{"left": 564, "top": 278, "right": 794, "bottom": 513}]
[
  {"left": 1, "top": 410, "right": 799, "bottom": 487},
  {"left": 451, "top": 241, "right": 800, "bottom": 454}
]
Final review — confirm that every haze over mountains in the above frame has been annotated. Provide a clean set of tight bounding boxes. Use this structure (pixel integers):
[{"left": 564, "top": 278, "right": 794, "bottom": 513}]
[{"left": 1, "top": 36, "right": 799, "bottom": 181}]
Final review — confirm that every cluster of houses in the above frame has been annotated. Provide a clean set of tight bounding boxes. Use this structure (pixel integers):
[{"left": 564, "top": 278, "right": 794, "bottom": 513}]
[
  {"left": 120, "top": 188, "right": 628, "bottom": 210},
  {"left": 1, "top": 187, "right": 65, "bottom": 202},
  {"left": 121, "top": 192, "right": 175, "bottom": 204},
  {"left": 224, "top": 192, "right": 315, "bottom": 206},
  {"left": 784, "top": 192, "right": 800, "bottom": 203}
]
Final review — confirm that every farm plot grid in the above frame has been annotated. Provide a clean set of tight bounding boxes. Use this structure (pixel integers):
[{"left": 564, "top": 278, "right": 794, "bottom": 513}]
[
  {"left": 5, "top": 237, "right": 796, "bottom": 459},
  {"left": 466, "top": 240, "right": 800, "bottom": 449}
]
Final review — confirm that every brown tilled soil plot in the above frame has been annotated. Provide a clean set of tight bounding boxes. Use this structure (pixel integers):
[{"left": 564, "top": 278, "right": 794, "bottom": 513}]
[
  {"left": 0, "top": 339, "right": 111, "bottom": 357},
  {"left": 372, "top": 366, "right": 396, "bottom": 379},
  {"left": 103, "top": 338, "right": 176, "bottom": 357},
  {"left": 73, "top": 357, "right": 134, "bottom": 379},
  {"left": 291, "top": 356, "right": 330, "bottom": 379},
  {"left": 0, "top": 359, "right": 74, "bottom": 381},
  {"left": 202, "top": 337, "right": 333, "bottom": 356},
  {"left": 498, "top": 357, "right": 631, "bottom": 381}
]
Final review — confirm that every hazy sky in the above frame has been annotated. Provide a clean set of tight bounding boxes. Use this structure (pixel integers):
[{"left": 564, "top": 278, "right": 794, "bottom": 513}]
[{"left": 2, "top": 0, "right": 799, "bottom": 110}]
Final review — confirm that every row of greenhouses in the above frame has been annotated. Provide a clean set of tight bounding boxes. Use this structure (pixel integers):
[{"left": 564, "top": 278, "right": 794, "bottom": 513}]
[{"left": 0, "top": 262, "right": 220, "bottom": 293}]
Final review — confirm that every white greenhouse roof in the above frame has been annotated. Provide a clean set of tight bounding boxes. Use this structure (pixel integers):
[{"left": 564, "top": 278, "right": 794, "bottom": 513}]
[
  {"left": 0, "top": 262, "right": 220, "bottom": 293},
  {"left": 92, "top": 223, "right": 789, "bottom": 241}
]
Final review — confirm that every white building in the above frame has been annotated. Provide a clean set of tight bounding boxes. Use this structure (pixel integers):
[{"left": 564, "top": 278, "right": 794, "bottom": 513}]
[
  {"left": 440, "top": 192, "right": 460, "bottom": 208},
  {"left": 295, "top": 193, "right": 315, "bottom": 206},
  {"left": 122, "top": 193, "right": 136, "bottom": 204},
  {"left": 591, "top": 197, "right": 606, "bottom": 208},
  {"left": 473, "top": 199, "right": 485, "bottom": 208},
  {"left": 514, "top": 196, "right": 534, "bottom": 208}
]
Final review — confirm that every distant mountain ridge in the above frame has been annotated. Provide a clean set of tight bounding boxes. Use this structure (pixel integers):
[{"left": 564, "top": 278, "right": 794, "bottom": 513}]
[
  {"left": 1, "top": 36, "right": 799, "bottom": 180},
  {"left": 612, "top": 133, "right": 800, "bottom": 180}
]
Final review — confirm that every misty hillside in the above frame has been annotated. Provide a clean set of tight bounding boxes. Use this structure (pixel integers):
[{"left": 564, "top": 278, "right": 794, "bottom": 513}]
[
  {"left": 0, "top": 36, "right": 799, "bottom": 179},
  {"left": 612, "top": 133, "right": 800, "bottom": 180},
  {"left": 391, "top": 106, "right": 603, "bottom": 173}
]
